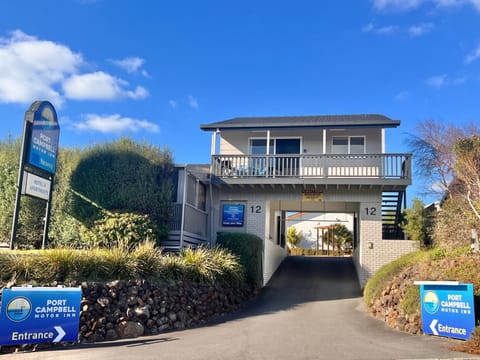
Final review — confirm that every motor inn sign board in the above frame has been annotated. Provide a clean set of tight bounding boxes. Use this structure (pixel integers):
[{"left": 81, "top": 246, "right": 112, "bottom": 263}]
[
  {"left": 415, "top": 281, "right": 476, "bottom": 340},
  {"left": 22, "top": 171, "right": 51, "bottom": 201},
  {"left": 27, "top": 101, "right": 60, "bottom": 174},
  {"left": 0, "top": 287, "right": 82, "bottom": 345}
]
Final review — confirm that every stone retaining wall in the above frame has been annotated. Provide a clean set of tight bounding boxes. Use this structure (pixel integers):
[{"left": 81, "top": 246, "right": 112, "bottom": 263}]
[{"left": 0, "top": 279, "right": 256, "bottom": 352}]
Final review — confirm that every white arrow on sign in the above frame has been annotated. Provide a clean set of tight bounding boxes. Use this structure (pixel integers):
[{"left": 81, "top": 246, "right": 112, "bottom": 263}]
[
  {"left": 429, "top": 319, "right": 439, "bottom": 336},
  {"left": 53, "top": 326, "right": 66, "bottom": 342}
]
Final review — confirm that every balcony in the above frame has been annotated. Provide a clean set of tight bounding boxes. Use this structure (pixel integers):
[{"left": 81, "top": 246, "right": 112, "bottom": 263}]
[{"left": 210, "top": 153, "right": 411, "bottom": 188}]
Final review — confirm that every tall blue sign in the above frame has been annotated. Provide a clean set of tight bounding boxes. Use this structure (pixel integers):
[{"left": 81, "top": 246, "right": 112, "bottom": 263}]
[
  {"left": 0, "top": 287, "right": 82, "bottom": 345},
  {"left": 27, "top": 101, "right": 60, "bottom": 174},
  {"left": 418, "top": 282, "right": 475, "bottom": 340}
]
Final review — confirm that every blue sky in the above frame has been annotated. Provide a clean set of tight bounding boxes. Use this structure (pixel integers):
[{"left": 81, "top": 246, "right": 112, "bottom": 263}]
[{"left": 1, "top": 0, "right": 480, "bottom": 203}]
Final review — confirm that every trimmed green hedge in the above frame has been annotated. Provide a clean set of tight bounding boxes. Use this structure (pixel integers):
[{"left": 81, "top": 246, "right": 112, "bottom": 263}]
[{"left": 216, "top": 232, "right": 263, "bottom": 286}]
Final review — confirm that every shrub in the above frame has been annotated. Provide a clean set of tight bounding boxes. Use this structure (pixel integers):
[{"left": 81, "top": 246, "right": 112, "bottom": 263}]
[
  {"left": 80, "top": 211, "right": 160, "bottom": 249},
  {"left": 0, "top": 246, "right": 246, "bottom": 285},
  {"left": 216, "top": 232, "right": 263, "bottom": 286}
]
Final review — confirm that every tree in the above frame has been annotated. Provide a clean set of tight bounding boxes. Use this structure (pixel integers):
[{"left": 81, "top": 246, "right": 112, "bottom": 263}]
[
  {"left": 406, "top": 120, "right": 479, "bottom": 197},
  {"left": 331, "top": 224, "right": 353, "bottom": 252},
  {"left": 287, "top": 226, "right": 303, "bottom": 248},
  {"left": 400, "top": 198, "right": 433, "bottom": 248},
  {"left": 453, "top": 136, "right": 480, "bottom": 222}
]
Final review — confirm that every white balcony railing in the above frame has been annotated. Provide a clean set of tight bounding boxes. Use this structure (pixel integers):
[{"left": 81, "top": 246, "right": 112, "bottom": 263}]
[{"left": 211, "top": 154, "right": 411, "bottom": 180}]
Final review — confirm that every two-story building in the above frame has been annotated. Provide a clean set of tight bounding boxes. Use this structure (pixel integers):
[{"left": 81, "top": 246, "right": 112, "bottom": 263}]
[{"left": 166, "top": 114, "right": 417, "bottom": 286}]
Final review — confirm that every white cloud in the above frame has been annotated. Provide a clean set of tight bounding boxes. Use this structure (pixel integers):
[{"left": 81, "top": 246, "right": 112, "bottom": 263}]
[
  {"left": 63, "top": 71, "right": 148, "bottom": 100},
  {"left": 362, "top": 23, "right": 399, "bottom": 35},
  {"left": 408, "top": 22, "right": 434, "bottom": 37},
  {"left": 187, "top": 95, "right": 199, "bottom": 110},
  {"left": 465, "top": 45, "right": 480, "bottom": 63},
  {"left": 372, "top": 0, "right": 424, "bottom": 12},
  {"left": 373, "top": 0, "right": 480, "bottom": 12},
  {"left": 0, "top": 30, "right": 83, "bottom": 105},
  {"left": 0, "top": 30, "right": 148, "bottom": 105},
  {"left": 168, "top": 99, "right": 177, "bottom": 108},
  {"left": 74, "top": 113, "right": 159, "bottom": 134},
  {"left": 426, "top": 74, "right": 447, "bottom": 88},
  {"left": 394, "top": 90, "right": 410, "bottom": 101},
  {"left": 110, "top": 56, "right": 149, "bottom": 77}
]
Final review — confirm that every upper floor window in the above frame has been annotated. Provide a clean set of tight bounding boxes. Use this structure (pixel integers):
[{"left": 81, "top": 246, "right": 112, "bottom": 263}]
[
  {"left": 250, "top": 138, "right": 300, "bottom": 155},
  {"left": 332, "top": 136, "right": 365, "bottom": 154}
]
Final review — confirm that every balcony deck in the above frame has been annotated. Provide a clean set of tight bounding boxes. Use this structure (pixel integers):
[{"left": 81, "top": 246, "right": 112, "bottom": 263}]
[{"left": 210, "top": 153, "right": 411, "bottom": 188}]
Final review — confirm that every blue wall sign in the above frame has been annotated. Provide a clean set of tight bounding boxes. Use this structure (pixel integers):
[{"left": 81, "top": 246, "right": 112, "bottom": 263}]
[
  {"left": 418, "top": 282, "right": 475, "bottom": 340},
  {"left": 0, "top": 287, "right": 82, "bottom": 346},
  {"left": 222, "top": 204, "right": 245, "bottom": 226},
  {"left": 27, "top": 101, "right": 60, "bottom": 174}
]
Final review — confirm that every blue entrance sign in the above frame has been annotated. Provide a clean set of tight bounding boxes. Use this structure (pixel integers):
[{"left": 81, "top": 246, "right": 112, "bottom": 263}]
[
  {"left": 416, "top": 281, "right": 475, "bottom": 340},
  {"left": 27, "top": 101, "right": 60, "bottom": 174},
  {"left": 0, "top": 287, "right": 82, "bottom": 346},
  {"left": 222, "top": 204, "right": 245, "bottom": 226}
]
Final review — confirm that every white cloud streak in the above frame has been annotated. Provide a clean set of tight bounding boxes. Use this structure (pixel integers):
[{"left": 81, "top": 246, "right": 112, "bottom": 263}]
[
  {"left": 0, "top": 30, "right": 148, "bottom": 105},
  {"left": 426, "top": 74, "right": 447, "bottom": 88},
  {"left": 372, "top": 0, "right": 480, "bottom": 12},
  {"left": 74, "top": 113, "right": 159, "bottom": 134},
  {"left": 408, "top": 22, "right": 434, "bottom": 37},
  {"left": 187, "top": 95, "right": 199, "bottom": 110},
  {"left": 110, "top": 56, "right": 149, "bottom": 77},
  {"left": 465, "top": 45, "right": 480, "bottom": 63},
  {"left": 362, "top": 23, "right": 399, "bottom": 35}
]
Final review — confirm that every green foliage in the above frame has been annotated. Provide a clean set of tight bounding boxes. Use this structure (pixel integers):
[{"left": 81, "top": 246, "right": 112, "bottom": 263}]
[
  {"left": 400, "top": 286, "right": 420, "bottom": 314},
  {"left": 0, "top": 136, "right": 46, "bottom": 248},
  {"left": 0, "top": 245, "right": 246, "bottom": 285},
  {"left": 216, "top": 232, "right": 263, "bottom": 286},
  {"left": 434, "top": 197, "right": 477, "bottom": 249},
  {"left": 287, "top": 226, "right": 302, "bottom": 247},
  {"left": 332, "top": 223, "right": 353, "bottom": 251},
  {"left": 80, "top": 210, "right": 160, "bottom": 249},
  {"left": 0, "top": 136, "right": 175, "bottom": 249},
  {"left": 401, "top": 197, "right": 433, "bottom": 248},
  {"left": 69, "top": 138, "right": 174, "bottom": 231}
]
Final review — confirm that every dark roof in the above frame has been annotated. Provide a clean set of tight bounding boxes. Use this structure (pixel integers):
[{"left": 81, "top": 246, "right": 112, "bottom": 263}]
[{"left": 200, "top": 114, "right": 400, "bottom": 131}]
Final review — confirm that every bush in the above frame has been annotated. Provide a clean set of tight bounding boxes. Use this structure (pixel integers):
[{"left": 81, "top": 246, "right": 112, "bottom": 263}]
[
  {"left": 0, "top": 245, "right": 246, "bottom": 285},
  {"left": 216, "top": 232, "right": 263, "bottom": 286},
  {"left": 80, "top": 211, "right": 160, "bottom": 249}
]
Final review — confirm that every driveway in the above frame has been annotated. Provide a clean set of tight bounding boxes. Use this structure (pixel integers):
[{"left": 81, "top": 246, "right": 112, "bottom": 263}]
[{"left": 3, "top": 256, "right": 478, "bottom": 360}]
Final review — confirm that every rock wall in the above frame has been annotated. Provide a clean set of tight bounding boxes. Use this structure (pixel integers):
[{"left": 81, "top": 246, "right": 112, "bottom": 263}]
[
  {"left": 368, "top": 273, "right": 422, "bottom": 335},
  {"left": 0, "top": 278, "right": 256, "bottom": 352},
  {"left": 78, "top": 279, "right": 255, "bottom": 342}
]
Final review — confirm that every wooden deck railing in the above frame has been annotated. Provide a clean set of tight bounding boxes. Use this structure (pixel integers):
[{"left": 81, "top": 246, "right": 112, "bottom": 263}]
[{"left": 211, "top": 153, "right": 411, "bottom": 180}]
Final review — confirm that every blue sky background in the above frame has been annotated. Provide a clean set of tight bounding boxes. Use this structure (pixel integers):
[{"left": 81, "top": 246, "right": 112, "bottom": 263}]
[{"left": 1, "top": 0, "right": 480, "bottom": 204}]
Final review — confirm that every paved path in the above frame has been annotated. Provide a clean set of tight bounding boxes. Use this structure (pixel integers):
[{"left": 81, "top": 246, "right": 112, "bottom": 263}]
[{"left": 4, "top": 256, "right": 479, "bottom": 360}]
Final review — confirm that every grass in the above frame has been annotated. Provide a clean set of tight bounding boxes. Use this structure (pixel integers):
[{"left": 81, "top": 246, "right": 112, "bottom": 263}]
[{"left": 0, "top": 243, "right": 245, "bottom": 286}]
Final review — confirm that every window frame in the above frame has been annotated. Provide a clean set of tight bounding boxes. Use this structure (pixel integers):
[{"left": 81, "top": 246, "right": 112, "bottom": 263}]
[{"left": 331, "top": 136, "right": 366, "bottom": 154}]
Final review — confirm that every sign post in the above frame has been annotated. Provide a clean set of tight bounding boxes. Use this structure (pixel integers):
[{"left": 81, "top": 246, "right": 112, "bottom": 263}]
[
  {"left": 10, "top": 101, "right": 59, "bottom": 250},
  {"left": 415, "top": 281, "right": 476, "bottom": 340},
  {"left": 0, "top": 287, "right": 82, "bottom": 345}
]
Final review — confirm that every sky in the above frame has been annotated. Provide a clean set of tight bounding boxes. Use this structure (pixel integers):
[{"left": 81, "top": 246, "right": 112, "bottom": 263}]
[{"left": 1, "top": 0, "right": 480, "bottom": 204}]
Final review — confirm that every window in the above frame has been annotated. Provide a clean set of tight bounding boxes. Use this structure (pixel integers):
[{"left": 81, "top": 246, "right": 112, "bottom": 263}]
[
  {"left": 249, "top": 138, "right": 300, "bottom": 155},
  {"left": 186, "top": 174, "right": 206, "bottom": 211},
  {"left": 332, "top": 136, "right": 365, "bottom": 154}
]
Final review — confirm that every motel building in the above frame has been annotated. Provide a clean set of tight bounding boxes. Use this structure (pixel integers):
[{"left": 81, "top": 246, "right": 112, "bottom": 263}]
[{"left": 165, "top": 114, "right": 416, "bottom": 287}]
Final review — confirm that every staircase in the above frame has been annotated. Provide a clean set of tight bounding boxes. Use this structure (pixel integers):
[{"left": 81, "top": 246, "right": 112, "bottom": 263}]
[{"left": 382, "top": 191, "right": 405, "bottom": 239}]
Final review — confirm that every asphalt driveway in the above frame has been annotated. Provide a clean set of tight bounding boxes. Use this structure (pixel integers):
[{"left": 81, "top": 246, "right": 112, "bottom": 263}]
[{"left": 3, "top": 256, "right": 478, "bottom": 360}]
